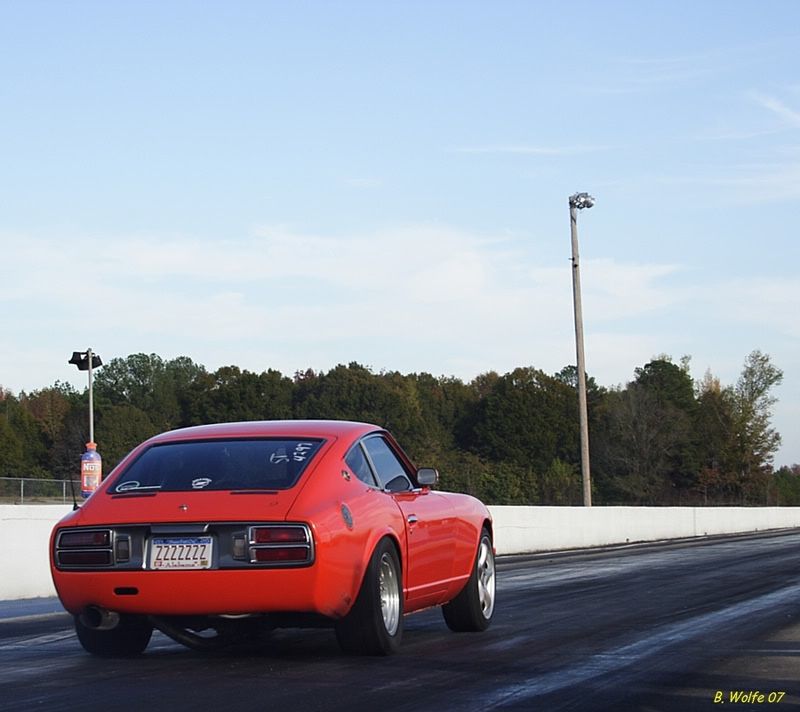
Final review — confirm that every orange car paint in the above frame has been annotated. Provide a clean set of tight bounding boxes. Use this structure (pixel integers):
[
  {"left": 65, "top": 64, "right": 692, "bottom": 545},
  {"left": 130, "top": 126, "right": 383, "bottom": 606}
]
[{"left": 50, "top": 420, "right": 491, "bottom": 621}]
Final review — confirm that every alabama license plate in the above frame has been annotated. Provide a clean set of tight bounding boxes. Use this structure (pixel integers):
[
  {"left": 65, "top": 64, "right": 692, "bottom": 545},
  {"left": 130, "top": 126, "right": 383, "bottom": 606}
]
[{"left": 148, "top": 536, "right": 213, "bottom": 570}]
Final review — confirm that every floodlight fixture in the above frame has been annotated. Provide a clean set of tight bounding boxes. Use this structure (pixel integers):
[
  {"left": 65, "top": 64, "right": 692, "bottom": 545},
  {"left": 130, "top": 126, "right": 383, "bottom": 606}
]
[
  {"left": 69, "top": 351, "right": 103, "bottom": 371},
  {"left": 569, "top": 192, "right": 595, "bottom": 210}
]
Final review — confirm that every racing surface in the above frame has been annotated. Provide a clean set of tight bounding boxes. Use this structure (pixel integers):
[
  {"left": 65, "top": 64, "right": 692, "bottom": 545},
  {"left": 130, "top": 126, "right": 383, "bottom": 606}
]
[{"left": 2, "top": 530, "right": 799, "bottom": 712}]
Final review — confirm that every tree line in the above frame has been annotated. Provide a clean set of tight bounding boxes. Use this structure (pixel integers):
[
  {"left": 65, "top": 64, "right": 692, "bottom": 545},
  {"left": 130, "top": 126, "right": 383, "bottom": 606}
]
[{"left": 1, "top": 350, "right": 796, "bottom": 506}]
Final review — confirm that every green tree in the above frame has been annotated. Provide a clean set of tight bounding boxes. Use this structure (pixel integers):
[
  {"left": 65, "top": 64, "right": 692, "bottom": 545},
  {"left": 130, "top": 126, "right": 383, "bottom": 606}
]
[
  {"left": 593, "top": 357, "right": 700, "bottom": 504},
  {"left": 95, "top": 353, "right": 206, "bottom": 430},
  {"left": 22, "top": 382, "right": 77, "bottom": 447},
  {"left": 94, "top": 353, "right": 167, "bottom": 409},
  {"left": 594, "top": 385, "right": 673, "bottom": 503},
  {"left": 729, "top": 350, "right": 783, "bottom": 502},
  {"left": 0, "top": 349, "right": 787, "bottom": 508},
  {"left": 470, "top": 367, "right": 578, "bottom": 492},
  {"left": 294, "top": 363, "right": 421, "bottom": 444},
  {"left": 694, "top": 371, "right": 737, "bottom": 503},
  {"left": 540, "top": 458, "right": 581, "bottom": 505},
  {"left": 50, "top": 407, "right": 93, "bottom": 482},
  {"left": 774, "top": 465, "right": 800, "bottom": 506},
  {"left": 0, "top": 412, "right": 24, "bottom": 477},
  {"left": 0, "top": 392, "right": 49, "bottom": 478},
  {"left": 634, "top": 357, "right": 699, "bottom": 492},
  {"left": 95, "top": 405, "right": 158, "bottom": 471},
  {"left": 187, "top": 366, "right": 293, "bottom": 424}
]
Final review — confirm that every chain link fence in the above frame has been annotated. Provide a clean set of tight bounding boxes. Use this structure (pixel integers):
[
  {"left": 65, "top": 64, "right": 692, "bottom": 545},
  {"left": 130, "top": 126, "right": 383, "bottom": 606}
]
[{"left": 0, "top": 477, "right": 79, "bottom": 504}]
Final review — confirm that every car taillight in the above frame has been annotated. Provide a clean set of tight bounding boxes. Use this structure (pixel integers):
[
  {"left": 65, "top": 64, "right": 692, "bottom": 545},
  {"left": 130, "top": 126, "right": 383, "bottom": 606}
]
[
  {"left": 55, "top": 528, "right": 114, "bottom": 569},
  {"left": 247, "top": 524, "right": 313, "bottom": 566},
  {"left": 251, "top": 526, "right": 309, "bottom": 544},
  {"left": 58, "top": 550, "right": 112, "bottom": 566},
  {"left": 58, "top": 530, "right": 110, "bottom": 548},
  {"left": 252, "top": 547, "right": 310, "bottom": 563}
]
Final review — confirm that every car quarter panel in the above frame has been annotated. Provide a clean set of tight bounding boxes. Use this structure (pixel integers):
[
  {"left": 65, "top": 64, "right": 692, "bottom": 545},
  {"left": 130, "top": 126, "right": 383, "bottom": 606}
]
[
  {"left": 286, "top": 431, "right": 408, "bottom": 616},
  {"left": 442, "top": 492, "right": 491, "bottom": 584}
]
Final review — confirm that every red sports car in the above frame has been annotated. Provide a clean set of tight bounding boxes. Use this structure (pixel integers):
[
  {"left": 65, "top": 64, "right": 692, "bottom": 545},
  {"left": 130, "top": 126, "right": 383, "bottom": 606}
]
[{"left": 50, "top": 420, "right": 496, "bottom": 656}]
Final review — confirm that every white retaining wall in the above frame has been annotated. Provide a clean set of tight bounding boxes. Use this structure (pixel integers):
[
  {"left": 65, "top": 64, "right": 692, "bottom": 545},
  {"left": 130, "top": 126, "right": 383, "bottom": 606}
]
[
  {"left": 1, "top": 505, "right": 73, "bottom": 601},
  {"left": 2, "top": 504, "right": 800, "bottom": 601},
  {"left": 489, "top": 505, "right": 800, "bottom": 555}
]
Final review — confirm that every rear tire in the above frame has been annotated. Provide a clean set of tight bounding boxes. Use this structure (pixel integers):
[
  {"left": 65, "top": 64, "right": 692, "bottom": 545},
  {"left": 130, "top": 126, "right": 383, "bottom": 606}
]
[
  {"left": 74, "top": 614, "right": 153, "bottom": 657},
  {"left": 335, "top": 538, "right": 403, "bottom": 655},
  {"left": 442, "top": 528, "right": 495, "bottom": 632}
]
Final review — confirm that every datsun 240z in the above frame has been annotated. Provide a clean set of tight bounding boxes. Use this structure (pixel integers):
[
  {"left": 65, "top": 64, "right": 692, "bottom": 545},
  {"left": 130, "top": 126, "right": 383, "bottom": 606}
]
[{"left": 50, "top": 420, "right": 496, "bottom": 656}]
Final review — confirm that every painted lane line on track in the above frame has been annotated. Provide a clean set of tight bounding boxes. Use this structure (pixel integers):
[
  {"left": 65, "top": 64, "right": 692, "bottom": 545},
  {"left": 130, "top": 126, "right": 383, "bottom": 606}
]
[
  {"left": 0, "top": 631, "right": 75, "bottom": 651},
  {"left": 476, "top": 577, "right": 800, "bottom": 710},
  {"left": 0, "top": 612, "right": 70, "bottom": 625}
]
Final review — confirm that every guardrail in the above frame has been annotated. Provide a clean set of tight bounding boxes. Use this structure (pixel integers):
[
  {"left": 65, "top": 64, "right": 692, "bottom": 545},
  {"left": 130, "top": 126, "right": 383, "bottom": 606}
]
[{"left": 0, "top": 477, "right": 77, "bottom": 505}]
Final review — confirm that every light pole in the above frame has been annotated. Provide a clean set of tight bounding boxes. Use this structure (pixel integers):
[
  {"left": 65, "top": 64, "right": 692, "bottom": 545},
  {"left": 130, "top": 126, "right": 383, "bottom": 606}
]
[
  {"left": 69, "top": 348, "right": 103, "bottom": 443},
  {"left": 568, "top": 193, "right": 594, "bottom": 507},
  {"left": 69, "top": 349, "right": 104, "bottom": 498}
]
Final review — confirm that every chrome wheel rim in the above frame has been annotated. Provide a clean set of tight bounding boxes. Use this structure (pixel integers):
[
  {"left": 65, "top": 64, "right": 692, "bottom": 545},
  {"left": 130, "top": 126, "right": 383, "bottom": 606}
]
[
  {"left": 379, "top": 552, "right": 400, "bottom": 635},
  {"left": 477, "top": 538, "right": 496, "bottom": 620}
]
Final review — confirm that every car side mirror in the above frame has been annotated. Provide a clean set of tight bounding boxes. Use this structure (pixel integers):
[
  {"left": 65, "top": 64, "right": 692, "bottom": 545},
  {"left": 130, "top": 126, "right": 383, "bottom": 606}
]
[{"left": 416, "top": 468, "right": 439, "bottom": 488}]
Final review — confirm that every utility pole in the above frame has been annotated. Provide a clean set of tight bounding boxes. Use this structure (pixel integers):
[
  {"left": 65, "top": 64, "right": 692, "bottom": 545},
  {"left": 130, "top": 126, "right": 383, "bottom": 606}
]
[{"left": 569, "top": 192, "right": 594, "bottom": 506}]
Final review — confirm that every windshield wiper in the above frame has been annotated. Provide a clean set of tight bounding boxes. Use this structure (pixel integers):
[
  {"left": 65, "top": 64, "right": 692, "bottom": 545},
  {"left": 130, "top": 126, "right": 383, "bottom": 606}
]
[
  {"left": 229, "top": 489, "right": 279, "bottom": 495},
  {"left": 112, "top": 484, "right": 162, "bottom": 497},
  {"left": 111, "top": 491, "right": 159, "bottom": 498}
]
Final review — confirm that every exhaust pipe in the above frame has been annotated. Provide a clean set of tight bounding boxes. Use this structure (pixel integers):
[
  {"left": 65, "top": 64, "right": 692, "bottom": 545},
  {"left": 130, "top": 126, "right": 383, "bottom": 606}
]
[{"left": 79, "top": 606, "right": 121, "bottom": 631}]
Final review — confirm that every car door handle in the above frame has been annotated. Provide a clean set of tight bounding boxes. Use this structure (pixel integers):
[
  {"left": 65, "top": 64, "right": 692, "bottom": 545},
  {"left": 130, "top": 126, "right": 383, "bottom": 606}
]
[{"left": 407, "top": 515, "right": 418, "bottom": 525}]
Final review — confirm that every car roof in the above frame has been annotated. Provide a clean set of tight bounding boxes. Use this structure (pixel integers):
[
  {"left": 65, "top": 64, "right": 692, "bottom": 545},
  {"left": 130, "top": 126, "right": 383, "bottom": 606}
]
[{"left": 147, "top": 420, "right": 382, "bottom": 444}]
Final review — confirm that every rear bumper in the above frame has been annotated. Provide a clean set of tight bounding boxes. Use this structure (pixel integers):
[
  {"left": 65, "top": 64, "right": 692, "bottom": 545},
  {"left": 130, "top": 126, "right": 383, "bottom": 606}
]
[{"left": 52, "top": 565, "right": 353, "bottom": 619}]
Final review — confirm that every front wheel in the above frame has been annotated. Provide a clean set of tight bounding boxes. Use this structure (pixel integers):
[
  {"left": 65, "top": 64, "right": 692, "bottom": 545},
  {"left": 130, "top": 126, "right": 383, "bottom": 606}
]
[
  {"left": 335, "top": 538, "right": 403, "bottom": 655},
  {"left": 74, "top": 614, "right": 153, "bottom": 657},
  {"left": 442, "top": 528, "right": 496, "bottom": 632}
]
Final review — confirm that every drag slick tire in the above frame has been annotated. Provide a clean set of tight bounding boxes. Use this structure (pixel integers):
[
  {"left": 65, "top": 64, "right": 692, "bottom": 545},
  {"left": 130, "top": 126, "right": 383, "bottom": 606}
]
[
  {"left": 335, "top": 538, "right": 403, "bottom": 655},
  {"left": 442, "top": 528, "right": 496, "bottom": 632},
  {"left": 75, "top": 612, "right": 153, "bottom": 657}
]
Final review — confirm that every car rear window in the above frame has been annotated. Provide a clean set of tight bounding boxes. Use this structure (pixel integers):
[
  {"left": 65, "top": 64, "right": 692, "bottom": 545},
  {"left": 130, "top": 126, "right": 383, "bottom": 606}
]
[{"left": 110, "top": 438, "right": 324, "bottom": 493}]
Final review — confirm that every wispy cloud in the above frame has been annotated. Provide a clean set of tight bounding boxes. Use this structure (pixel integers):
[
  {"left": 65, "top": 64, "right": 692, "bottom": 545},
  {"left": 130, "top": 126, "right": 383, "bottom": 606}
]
[
  {"left": 0, "top": 226, "right": 692, "bottom": 390},
  {"left": 692, "top": 127, "right": 784, "bottom": 142},
  {"left": 699, "top": 162, "right": 800, "bottom": 203},
  {"left": 2, "top": 224, "right": 798, "bottom": 456},
  {"left": 583, "top": 53, "right": 722, "bottom": 96},
  {"left": 343, "top": 177, "right": 382, "bottom": 189},
  {"left": 714, "top": 277, "right": 800, "bottom": 340},
  {"left": 450, "top": 144, "right": 609, "bottom": 156},
  {"left": 750, "top": 92, "right": 800, "bottom": 128},
  {"left": 626, "top": 158, "right": 800, "bottom": 204},
  {"left": 586, "top": 35, "right": 800, "bottom": 98}
]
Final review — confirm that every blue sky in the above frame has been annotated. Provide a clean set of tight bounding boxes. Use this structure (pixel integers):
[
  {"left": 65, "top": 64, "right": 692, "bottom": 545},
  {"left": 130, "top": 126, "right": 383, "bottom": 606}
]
[{"left": 1, "top": 1, "right": 799, "bottom": 466}]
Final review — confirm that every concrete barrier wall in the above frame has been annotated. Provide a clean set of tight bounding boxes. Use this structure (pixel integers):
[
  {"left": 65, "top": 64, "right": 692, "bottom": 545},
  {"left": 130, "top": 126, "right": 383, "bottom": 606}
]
[
  {"left": 0, "top": 505, "right": 73, "bottom": 601},
  {"left": 488, "top": 505, "right": 800, "bottom": 555},
  {"left": 3, "top": 504, "right": 800, "bottom": 600}
]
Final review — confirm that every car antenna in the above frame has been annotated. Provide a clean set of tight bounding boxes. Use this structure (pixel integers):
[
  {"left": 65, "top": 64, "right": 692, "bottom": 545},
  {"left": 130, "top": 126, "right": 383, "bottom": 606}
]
[{"left": 68, "top": 473, "right": 80, "bottom": 510}]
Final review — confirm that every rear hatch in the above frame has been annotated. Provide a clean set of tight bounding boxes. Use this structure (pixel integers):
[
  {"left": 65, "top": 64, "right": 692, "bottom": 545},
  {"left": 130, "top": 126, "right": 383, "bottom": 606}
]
[
  {"left": 72, "top": 488, "right": 304, "bottom": 526},
  {"left": 72, "top": 436, "right": 329, "bottom": 526}
]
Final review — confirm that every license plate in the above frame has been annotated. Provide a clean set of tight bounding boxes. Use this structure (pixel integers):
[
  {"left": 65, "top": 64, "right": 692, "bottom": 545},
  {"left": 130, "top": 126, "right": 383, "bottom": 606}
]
[{"left": 148, "top": 536, "right": 213, "bottom": 570}]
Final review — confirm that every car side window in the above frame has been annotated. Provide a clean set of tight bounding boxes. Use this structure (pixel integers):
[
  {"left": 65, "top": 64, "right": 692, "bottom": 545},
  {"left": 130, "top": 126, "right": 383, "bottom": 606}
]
[
  {"left": 345, "top": 445, "right": 378, "bottom": 487},
  {"left": 362, "top": 437, "right": 413, "bottom": 493}
]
